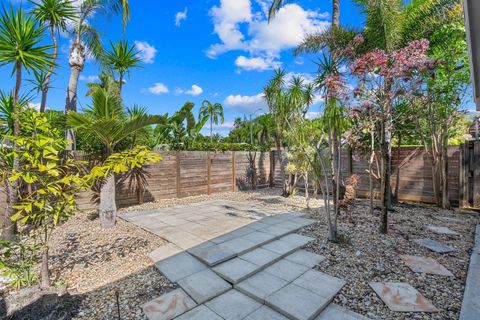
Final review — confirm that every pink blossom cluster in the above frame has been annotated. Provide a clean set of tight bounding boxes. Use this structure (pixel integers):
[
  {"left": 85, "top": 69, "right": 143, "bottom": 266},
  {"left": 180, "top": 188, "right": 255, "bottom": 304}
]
[
  {"left": 343, "top": 34, "right": 364, "bottom": 57},
  {"left": 325, "top": 74, "right": 347, "bottom": 99}
]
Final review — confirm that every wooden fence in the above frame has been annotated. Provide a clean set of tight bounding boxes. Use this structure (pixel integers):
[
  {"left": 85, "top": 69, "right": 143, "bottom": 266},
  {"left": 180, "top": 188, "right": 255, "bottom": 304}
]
[{"left": 1, "top": 143, "right": 479, "bottom": 213}]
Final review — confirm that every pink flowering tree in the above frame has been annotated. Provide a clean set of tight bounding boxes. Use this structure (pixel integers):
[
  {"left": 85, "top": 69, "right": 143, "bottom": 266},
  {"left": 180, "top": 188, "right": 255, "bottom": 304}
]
[{"left": 349, "top": 38, "right": 432, "bottom": 233}]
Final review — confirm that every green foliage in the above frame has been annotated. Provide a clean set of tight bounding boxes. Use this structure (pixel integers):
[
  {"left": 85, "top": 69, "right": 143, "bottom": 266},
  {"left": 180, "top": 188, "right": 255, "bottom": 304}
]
[
  {"left": 0, "top": 239, "right": 41, "bottom": 289},
  {"left": 103, "top": 39, "right": 142, "bottom": 87},
  {"left": 29, "top": 0, "right": 76, "bottom": 34}
]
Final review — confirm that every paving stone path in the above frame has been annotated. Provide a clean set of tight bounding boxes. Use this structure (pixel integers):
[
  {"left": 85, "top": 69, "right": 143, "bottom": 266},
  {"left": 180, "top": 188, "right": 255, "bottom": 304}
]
[{"left": 139, "top": 211, "right": 369, "bottom": 320}]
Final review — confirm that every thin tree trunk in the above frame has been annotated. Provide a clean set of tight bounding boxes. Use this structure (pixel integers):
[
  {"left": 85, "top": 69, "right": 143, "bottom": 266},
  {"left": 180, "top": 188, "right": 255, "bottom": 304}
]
[
  {"left": 210, "top": 116, "right": 213, "bottom": 143},
  {"left": 40, "top": 24, "right": 57, "bottom": 113},
  {"left": 119, "top": 72, "right": 124, "bottom": 94},
  {"left": 305, "top": 173, "right": 310, "bottom": 209},
  {"left": 441, "top": 145, "right": 450, "bottom": 209},
  {"left": 40, "top": 226, "right": 50, "bottom": 288},
  {"left": 332, "top": 0, "right": 340, "bottom": 27},
  {"left": 392, "top": 134, "right": 401, "bottom": 205},
  {"left": 65, "top": 40, "right": 85, "bottom": 150},
  {"left": 380, "top": 118, "right": 389, "bottom": 234}
]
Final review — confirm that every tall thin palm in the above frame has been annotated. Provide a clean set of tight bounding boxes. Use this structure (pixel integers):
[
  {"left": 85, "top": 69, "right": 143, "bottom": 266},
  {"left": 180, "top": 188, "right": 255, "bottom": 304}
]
[
  {"left": 199, "top": 100, "right": 224, "bottom": 142},
  {"left": 269, "top": 0, "right": 340, "bottom": 27},
  {"left": 67, "top": 86, "right": 165, "bottom": 229},
  {"left": 104, "top": 39, "right": 142, "bottom": 94},
  {"left": 65, "top": 0, "right": 130, "bottom": 149},
  {"left": 30, "top": 0, "right": 75, "bottom": 113},
  {"left": 0, "top": 5, "right": 53, "bottom": 240}
]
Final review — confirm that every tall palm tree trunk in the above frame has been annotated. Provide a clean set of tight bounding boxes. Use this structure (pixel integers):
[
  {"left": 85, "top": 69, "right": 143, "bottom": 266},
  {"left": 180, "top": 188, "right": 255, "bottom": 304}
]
[
  {"left": 65, "top": 39, "right": 85, "bottom": 150},
  {"left": 2, "top": 63, "right": 22, "bottom": 240},
  {"left": 210, "top": 114, "right": 213, "bottom": 143},
  {"left": 40, "top": 24, "right": 57, "bottom": 113},
  {"left": 99, "top": 148, "right": 117, "bottom": 229},
  {"left": 332, "top": 0, "right": 340, "bottom": 27}
]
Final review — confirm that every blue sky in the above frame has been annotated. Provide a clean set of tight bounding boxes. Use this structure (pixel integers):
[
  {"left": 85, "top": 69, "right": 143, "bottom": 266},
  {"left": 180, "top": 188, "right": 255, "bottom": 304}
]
[{"left": 1, "top": 0, "right": 477, "bottom": 135}]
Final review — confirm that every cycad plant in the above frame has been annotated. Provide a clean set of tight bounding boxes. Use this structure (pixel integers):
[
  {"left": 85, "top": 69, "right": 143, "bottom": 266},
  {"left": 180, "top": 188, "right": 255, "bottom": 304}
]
[
  {"left": 30, "top": 0, "right": 75, "bottom": 113},
  {"left": 67, "top": 86, "right": 165, "bottom": 228},
  {"left": 0, "top": 5, "right": 53, "bottom": 240},
  {"left": 104, "top": 39, "right": 142, "bottom": 94},
  {"left": 199, "top": 100, "right": 224, "bottom": 142}
]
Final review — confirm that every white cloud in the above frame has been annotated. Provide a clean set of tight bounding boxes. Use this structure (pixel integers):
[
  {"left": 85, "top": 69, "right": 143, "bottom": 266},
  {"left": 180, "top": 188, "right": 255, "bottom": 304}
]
[
  {"left": 79, "top": 75, "right": 100, "bottom": 82},
  {"left": 28, "top": 102, "right": 41, "bottom": 111},
  {"left": 224, "top": 93, "right": 267, "bottom": 113},
  {"left": 135, "top": 40, "right": 157, "bottom": 64},
  {"left": 175, "top": 7, "right": 188, "bottom": 26},
  {"left": 235, "top": 55, "right": 281, "bottom": 71},
  {"left": 207, "top": 1, "right": 330, "bottom": 68},
  {"left": 176, "top": 84, "right": 204, "bottom": 96},
  {"left": 305, "top": 111, "right": 321, "bottom": 119},
  {"left": 147, "top": 83, "right": 169, "bottom": 95}
]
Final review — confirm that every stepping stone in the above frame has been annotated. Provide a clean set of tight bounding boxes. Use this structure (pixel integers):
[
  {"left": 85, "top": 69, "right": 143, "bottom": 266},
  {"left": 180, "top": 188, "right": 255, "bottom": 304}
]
[
  {"left": 369, "top": 282, "right": 439, "bottom": 312},
  {"left": 426, "top": 225, "right": 459, "bottom": 235},
  {"left": 264, "top": 259, "right": 310, "bottom": 282},
  {"left": 177, "top": 269, "right": 231, "bottom": 303},
  {"left": 187, "top": 241, "right": 216, "bottom": 256},
  {"left": 281, "top": 233, "right": 315, "bottom": 246},
  {"left": 246, "top": 221, "right": 271, "bottom": 231},
  {"left": 243, "top": 306, "right": 289, "bottom": 320},
  {"left": 285, "top": 250, "right": 326, "bottom": 268},
  {"left": 262, "top": 234, "right": 314, "bottom": 256},
  {"left": 262, "top": 225, "right": 292, "bottom": 237},
  {"left": 266, "top": 283, "right": 331, "bottom": 320},
  {"left": 400, "top": 255, "right": 454, "bottom": 276},
  {"left": 413, "top": 238, "right": 457, "bottom": 253},
  {"left": 148, "top": 244, "right": 183, "bottom": 263},
  {"left": 221, "top": 237, "right": 258, "bottom": 255},
  {"left": 238, "top": 231, "right": 276, "bottom": 247},
  {"left": 293, "top": 270, "right": 345, "bottom": 300},
  {"left": 315, "top": 304, "right": 371, "bottom": 320},
  {"left": 175, "top": 305, "right": 223, "bottom": 320},
  {"left": 212, "top": 258, "right": 260, "bottom": 284},
  {"left": 239, "top": 247, "right": 281, "bottom": 267},
  {"left": 205, "top": 289, "right": 262, "bottom": 320},
  {"left": 236, "top": 271, "right": 289, "bottom": 302},
  {"left": 155, "top": 252, "right": 207, "bottom": 282},
  {"left": 189, "top": 243, "right": 236, "bottom": 266},
  {"left": 142, "top": 288, "right": 196, "bottom": 320}
]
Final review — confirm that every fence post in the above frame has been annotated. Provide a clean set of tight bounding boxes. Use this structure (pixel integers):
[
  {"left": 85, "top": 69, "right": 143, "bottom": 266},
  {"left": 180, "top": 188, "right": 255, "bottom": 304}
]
[
  {"left": 459, "top": 144, "right": 466, "bottom": 207},
  {"left": 474, "top": 141, "right": 480, "bottom": 207},
  {"left": 207, "top": 151, "right": 211, "bottom": 195},
  {"left": 232, "top": 151, "right": 236, "bottom": 192},
  {"left": 176, "top": 152, "right": 181, "bottom": 198}
]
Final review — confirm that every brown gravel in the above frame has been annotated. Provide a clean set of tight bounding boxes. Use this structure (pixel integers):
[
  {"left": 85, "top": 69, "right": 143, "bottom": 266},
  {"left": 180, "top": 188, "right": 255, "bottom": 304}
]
[{"left": 4, "top": 189, "right": 479, "bottom": 319}]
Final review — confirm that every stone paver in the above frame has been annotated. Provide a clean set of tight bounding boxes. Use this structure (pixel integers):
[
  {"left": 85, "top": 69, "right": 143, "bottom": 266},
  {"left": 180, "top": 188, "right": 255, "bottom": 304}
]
[
  {"left": 220, "top": 237, "right": 259, "bottom": 255},
  {"left": 239, "top": 247, "right": 281, "bottom": 267},
  {"left": 177, "top": 269, "right": 231, "bottom": 304},
  {"left": 155, "top": 252, "right": 207, "bottom": 283},
  {"left": 426, "top": 225, "right": 459, "bottom": 235},
  {"left": 400, "top": 255, "right": 454, "bottom": 276},
  {"left": 262, "top": 234, "right": 313, "bottom": 256},
  {"left": 148, "top": 244, "right": 183, "bottom": 263},
  {"left": 175, "top": 305, "right": 223, "bottom": 320},
  {"left": 413, "top": 238, "right": 457, "bottom": 253},
  {"left": 142, "top": 288, "right": 196, "bottom": 320},
  {"left": 189, "top": 243, "right": 236, "bottom": 266},
  {"left": 262, "top": 225, "right": 292, "bottom": 238},
  {"left": 212, "top": 258, "right": 260, "bottom": 284},
  {"left": 205, "top": 289, "right": 263, "bottom": 320},
  {"left": 293, "top": 270, "right": 345, "bottom": 300},
  {"left": 266, "top": 283, "right": 331, "bottom": 320},
  {"left": 369, "top": 282, "right": 438, "bottom": 312},
  {"left": 264, "top": 259, "right": 310, "bottom": 282},
  {"left": 236, "top": 271, "right": 289, "bottom": 302},
  {"left": 243, "top": 305, "right": 289, "bottom": 320},
  {"left": 315, "top": 304, "right": 371, "bottom": 320},
  {"left": 285, "top": 250, "right": 325, "bottom": 268}
]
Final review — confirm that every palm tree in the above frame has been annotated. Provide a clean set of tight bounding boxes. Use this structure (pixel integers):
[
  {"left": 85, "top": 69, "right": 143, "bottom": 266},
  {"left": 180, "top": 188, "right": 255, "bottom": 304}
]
[
  {"left": 0, "top": 6, "right": 53, "bottom": 240},
  {"left": 199, "top": 100, "right": 224, "bottom": 142},
  {"left": 30, "top": 0, "right": 75, "bottom": 113},
  {"left": 65, "top": 0, "right": 130, "bottom": 149},
  {"left": 67, "top": 86, "right": 165, "bottom": 229},
  {"left": 104, "top": 39, "right": 142, "bottom": 94},
  {"left": 269, "top": 0, "right": 340, "bottom": 27}
]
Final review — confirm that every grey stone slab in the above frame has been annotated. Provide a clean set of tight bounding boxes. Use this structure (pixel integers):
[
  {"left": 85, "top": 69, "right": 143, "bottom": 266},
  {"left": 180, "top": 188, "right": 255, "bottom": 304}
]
[
  {"left": 243, "top": 306, "right": 289, "bottom": 320},
  {"left": 413, "top": 238, "right": 457, "bottom": 253},
  {"left": 210, "top": 232, "right": 239, "bottom": 244},
  {"left": 369, "top": 282, "right": 438, "bottom": 312},
  {"left": 239, "top": 247, "right": 281, "bottom": 268},
  {"left": 246, "top": 221, "right": 271, "bottom": 231},
  {"left": 260, "top": 216, "right": 284, "bottom": 225},
  {"left": 212, "top": 258, "right": 260, "bottom": 284},
  {"left": 460, "top": 225, "right": 480, "bottom": 320},
  {"left": 264, "top": 259, "right": 310, "bottom": 282},
  {"left": 177, "top": 269, "right": 231, "bottom": 304},
  {"left": 285, "top": 250, "right": 326, "bottom": 268},
  {"left": 221, "top": 237, "right": 257, "bottom": 255},
  {"left": 148, "top": 244, "right": 183, "bottom": 263},
  {"left": 175, "top": 305, "right": 223, "bottom": 320},
  {"left": 235, "top": 271, "right": 289, "bottom": 303},
  {"left": 400, "top": 255, "right": 454, "bottom": 276},
  {"left": 238, "top": 231, "right": 275, "bottom": 247},
  {"left": 205, "top": 289, "right": 263, "bottom": 320},
  {"left": 280, "top": 233, "right": 315, "bottom": 246},
  {"left": 142, "top": 288, "right": 196, "bottom": 320},
  {"left": 155, "top": 252, "right": 207, "bottom": 283},
  {"left": 262, "top": 225, "right": 292, "bottom": 238},
  {"left": 189, "top": 244, "right": 237, "bottom": 266},
  {"left": 426, "top": 225, "right": 459, "bottom": 235},
  {"left": 293, "top": 270, "right": 345, "bottom": 300},
  {"left": 315, "top": 304, "right": 371, "bottom": 320},
  {"left": 288, "top": 217, "right": 316, "bottom": 228},
  {"left": 186, "top": 241, "right": 216, "bottom": 256},
  {"left": 266, "top": 283, "right": 331, "bottom": 320},
  {"left": 262, "top": 234, "right": 313, "bottom": 256},
  {"left": 122, "top": 209, "right": 161, "bottom": 220}
]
